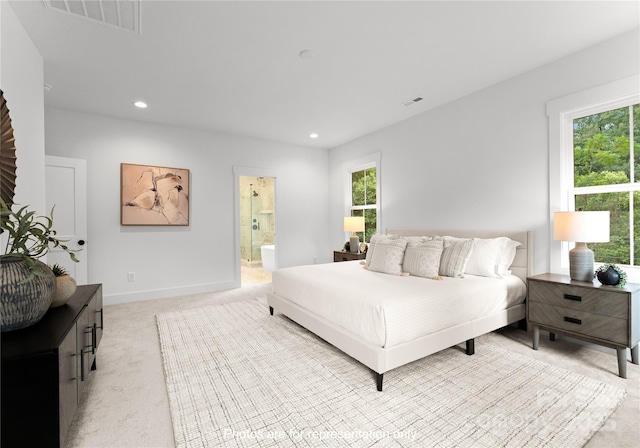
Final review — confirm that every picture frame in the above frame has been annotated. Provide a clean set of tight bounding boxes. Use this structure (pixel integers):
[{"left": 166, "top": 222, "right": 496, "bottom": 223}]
[{"left": 121, "top": 163, "right": 190, "bottom": 226}]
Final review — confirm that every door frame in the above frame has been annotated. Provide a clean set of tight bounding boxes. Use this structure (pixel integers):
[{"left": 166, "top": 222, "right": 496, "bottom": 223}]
[{"left": 233, "top": 166, "right": 279, "bottom": 285}]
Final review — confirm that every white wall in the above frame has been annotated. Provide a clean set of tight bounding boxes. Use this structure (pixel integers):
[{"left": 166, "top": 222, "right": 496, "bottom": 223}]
[
  {"left": 328, "top": 29, "right": 640, "bottom": 276},
  {"left": 1, "top": 2, "right": 45, "bottom": 214},
  {"left": 15, "top": 4, "right": 638, "bottom": 301},
  {"left": 45, "top": 109, "right": 330, "bottom": 303}
]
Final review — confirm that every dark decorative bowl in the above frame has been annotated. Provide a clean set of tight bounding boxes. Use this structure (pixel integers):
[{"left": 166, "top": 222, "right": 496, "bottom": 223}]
[{"left": 597, "top": 266, "right": 620, "bottom": 286}]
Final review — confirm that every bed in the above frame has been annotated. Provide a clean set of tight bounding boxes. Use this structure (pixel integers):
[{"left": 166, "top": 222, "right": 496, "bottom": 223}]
[{"left": 268, "top": 228, "right": 533, "bottom": 391}]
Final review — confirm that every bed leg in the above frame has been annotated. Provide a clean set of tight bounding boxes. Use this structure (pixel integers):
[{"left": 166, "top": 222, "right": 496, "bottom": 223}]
[
  {"left": 376, "top": 373, "right": 384, "bottom": 392},
  {"left": 517, "top": 318, "right": 527, "bottom": 330},
  {"left": 466, "top": 339, "right": 475, "bottom": 356},
  {"left": 269, "top": 306, "right": 274, "bottom": 316}
]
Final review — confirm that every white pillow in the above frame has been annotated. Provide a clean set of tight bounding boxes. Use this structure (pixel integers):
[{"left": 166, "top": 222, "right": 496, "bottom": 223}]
[
  {"left": 497, "top": 239, "right": 521, "bottom": 276},
  {"left": 365, "top": 233, "right": 381, "bottom": 266},
  {"left": 403, "top": 237, "right": 442, "bottom": 278},
  {"left": 439, "top": 237, "right": 473, "bottom": 278},
  {"left": 368, "top": 236, "right": 408, "bottom": 275},
  {"left": 465, "top": 237, "right": 510, "bottom": 278},
  {"left": 366, "top": 233, "right": 401, "bottom": 266}
]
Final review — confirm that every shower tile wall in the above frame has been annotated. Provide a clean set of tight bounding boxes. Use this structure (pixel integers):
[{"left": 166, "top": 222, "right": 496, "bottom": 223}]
[{"left": 240, "top": 176, "right": 275, "bottom": 267}]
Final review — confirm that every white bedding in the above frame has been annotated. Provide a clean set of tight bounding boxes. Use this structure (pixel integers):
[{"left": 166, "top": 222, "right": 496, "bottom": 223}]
[{"left": 272, "top": 260, "right": 526, "bottom": 348}]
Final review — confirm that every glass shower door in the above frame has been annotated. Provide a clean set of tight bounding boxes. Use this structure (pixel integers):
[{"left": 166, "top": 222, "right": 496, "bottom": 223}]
[{"left": 250, "top": 190, "right": 262, "bottom": 266}]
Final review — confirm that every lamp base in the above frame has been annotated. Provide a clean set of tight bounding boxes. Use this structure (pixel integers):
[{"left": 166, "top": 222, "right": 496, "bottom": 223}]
[
  {"left": 569, "top": 242, "right": 594, "bottom": 282},
  {"left": 350, "top": 235, "right": 360, "bottom": 253}
]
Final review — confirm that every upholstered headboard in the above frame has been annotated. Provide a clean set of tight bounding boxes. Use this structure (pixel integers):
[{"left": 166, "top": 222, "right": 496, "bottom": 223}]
[{"left": 386, "top": 228, "right": 533, "bottom": 284}]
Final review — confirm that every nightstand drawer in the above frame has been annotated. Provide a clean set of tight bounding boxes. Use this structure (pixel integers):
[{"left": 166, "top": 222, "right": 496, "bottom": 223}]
[
  {"left": 333, "top": 251, "right": 366, "bottom": 262},
  {"left": 528, "top": 302, "right": 629, "bottom": 346},
  {"left": 528, "top": 281, "right": 628, "bottom": 319}
]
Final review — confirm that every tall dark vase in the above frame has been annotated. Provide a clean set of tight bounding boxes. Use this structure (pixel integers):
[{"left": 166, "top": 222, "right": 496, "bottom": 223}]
[
  {"left": 597, "top": 266, "right": 620, "bottom": 286},
  {"left": 0, "top": 259, "right": 55, "bottom": 331}
]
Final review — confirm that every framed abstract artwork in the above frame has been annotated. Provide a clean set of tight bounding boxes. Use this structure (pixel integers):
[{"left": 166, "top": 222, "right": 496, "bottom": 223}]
[{"left": 121, "top": 163, "right": 190, "bottom": 226}]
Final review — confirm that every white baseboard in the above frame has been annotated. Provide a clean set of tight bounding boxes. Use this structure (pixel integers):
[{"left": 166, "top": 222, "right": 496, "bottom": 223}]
[{"left": 103, "top": 280, "right": 240, "bottom": 306}]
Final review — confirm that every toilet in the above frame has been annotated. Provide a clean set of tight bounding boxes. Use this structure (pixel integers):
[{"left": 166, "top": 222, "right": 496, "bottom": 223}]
[{"left": 260, "top": 245, "right": 276, "bottom": 272}]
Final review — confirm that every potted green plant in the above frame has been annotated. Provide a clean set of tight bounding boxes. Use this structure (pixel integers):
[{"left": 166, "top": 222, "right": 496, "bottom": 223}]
[
  {"left": 1, "top": 198, "right": 79, "bottom": 331},
  {"left": 49, "top": 263, "right": 78, "bottom": 308}
]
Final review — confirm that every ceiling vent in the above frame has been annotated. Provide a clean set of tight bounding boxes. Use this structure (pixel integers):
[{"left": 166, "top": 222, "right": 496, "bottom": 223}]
[
  {"left": 44, "top": 0, "right": 141, "bottom": 34},
  {"left": 402, "top": 97, "right": 424, "bottom": 107}
]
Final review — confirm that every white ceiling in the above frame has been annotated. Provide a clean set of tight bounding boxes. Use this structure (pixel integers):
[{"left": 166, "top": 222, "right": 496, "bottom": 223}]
[{"left": 9, "top": 1, "right": 640, "bottom": 149}]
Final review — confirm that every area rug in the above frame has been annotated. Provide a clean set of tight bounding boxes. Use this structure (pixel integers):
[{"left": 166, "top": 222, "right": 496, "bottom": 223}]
[{"left": 157, "top": 299, "right": 626, "bottom": 448}]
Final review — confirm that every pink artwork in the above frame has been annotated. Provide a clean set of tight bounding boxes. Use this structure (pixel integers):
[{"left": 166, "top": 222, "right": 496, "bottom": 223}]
[{"left": 121, "top": 163, "right": 190, "bottom": 226}]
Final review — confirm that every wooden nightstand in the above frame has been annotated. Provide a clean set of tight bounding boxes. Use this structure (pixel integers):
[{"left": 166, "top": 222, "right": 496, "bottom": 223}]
[
  {"left": 527, "top": 273, "right": 640, "bottom": 378},
  {"left": 333, "top": 250, "right": 366, "bottom": 262}
]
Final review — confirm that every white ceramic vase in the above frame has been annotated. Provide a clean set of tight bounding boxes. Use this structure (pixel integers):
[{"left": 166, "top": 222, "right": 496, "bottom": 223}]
[{"left": 51, "top": 274, "right": 77, "bottom": 308}]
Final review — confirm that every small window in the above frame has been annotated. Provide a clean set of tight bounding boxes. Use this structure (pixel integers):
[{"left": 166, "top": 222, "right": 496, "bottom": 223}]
[
  {"left": 350, "top": 166, "right": 377, "bottom": 243},
  {"left": 344, "top": 154, "right": 380, "bottom": 244}
]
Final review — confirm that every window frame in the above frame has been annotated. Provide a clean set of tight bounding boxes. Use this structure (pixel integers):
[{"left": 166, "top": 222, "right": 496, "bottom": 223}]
[
  {"left": 344, "top": 153, "right": 381, "bottom": 243},
  {"left": 548, "top": 75, "right": 640, "bottom": 276}
]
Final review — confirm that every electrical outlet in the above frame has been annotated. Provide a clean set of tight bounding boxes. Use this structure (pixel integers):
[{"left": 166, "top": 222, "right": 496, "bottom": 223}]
[{"left": 127, "top": 272, "right": 136, "bottom": 282}]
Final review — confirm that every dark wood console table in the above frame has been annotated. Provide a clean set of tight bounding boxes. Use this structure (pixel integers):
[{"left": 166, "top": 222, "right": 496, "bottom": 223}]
[{"left": 1, "top": 284, "right": 103, "bottom": 448}]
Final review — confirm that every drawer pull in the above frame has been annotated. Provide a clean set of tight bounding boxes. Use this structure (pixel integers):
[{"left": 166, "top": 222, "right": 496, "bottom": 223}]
[
  {"left": 564, "top": 316, "right": 582, "bottom": 325},
  {"left": 564, "top": 294, "right": 582, "bottom": 302},
  {"left": 80, "top": 349, "right": 85, "bottom": 381},
  {"left": 92, "top": 323, "right": 97, "bottom": 354}
]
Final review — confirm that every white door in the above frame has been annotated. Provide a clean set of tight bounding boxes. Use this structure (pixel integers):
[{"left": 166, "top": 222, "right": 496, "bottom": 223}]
[{"left": 45, "top": 156, "right": 88, "bottom": 284}]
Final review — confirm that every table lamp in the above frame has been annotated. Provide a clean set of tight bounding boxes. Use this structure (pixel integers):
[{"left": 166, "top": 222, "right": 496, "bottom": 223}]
[
  {"left": 344, "top": 216, "right": 365, "bottom": 253},
  {"left": 554, "top": 211, "right": 610, "bottom": 282}
]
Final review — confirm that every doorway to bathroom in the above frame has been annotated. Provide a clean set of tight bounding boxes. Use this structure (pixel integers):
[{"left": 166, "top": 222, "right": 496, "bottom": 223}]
[{"left": 239, "top": 175, "right": 276, "bottom": 285}]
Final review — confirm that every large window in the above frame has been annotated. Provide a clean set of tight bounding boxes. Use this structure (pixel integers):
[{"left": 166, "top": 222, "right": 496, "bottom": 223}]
[
  {"left": 572, "top": 104, "right": 640, "bottom": 265},
  {"left": 548, "top": 75, "right": 640, "bottom": 276}
]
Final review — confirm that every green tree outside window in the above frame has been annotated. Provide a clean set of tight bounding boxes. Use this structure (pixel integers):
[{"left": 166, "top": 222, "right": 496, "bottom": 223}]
[
  {"left": 573, "top": 104, "right": 640, "bottom": 265},
  {"left": 351, "top": 167, "right": 377, "bottom": 243}
]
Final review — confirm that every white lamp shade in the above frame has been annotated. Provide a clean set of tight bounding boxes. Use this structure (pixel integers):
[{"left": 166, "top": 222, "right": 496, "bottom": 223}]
[
  {"left": 344, "top": 216, "right": 365, "bottom": 233},
  {"left": 554, "top": 211, "right": 610, "bottom": 243}
]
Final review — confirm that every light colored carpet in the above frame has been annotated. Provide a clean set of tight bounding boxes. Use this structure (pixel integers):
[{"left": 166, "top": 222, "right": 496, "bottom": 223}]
[
  {"left": 156, "top": 299, "right": 626, "bottom": 448},
  {"left": 64, "top": 283, "right": 639, "bottom": 448}
]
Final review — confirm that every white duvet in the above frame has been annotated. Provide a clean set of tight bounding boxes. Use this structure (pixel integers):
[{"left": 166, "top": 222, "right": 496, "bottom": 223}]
[{"left": 271, "top": 261, "right": 526, "bottom": 348}]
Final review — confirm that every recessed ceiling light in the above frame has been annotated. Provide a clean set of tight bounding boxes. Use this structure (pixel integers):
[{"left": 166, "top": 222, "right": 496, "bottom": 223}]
[
  {"left": 310, "top": 133, "right": 319, "bottom": 139},
  {"left": 133, "top": 101, "right": 147, "bottom": 109}
]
